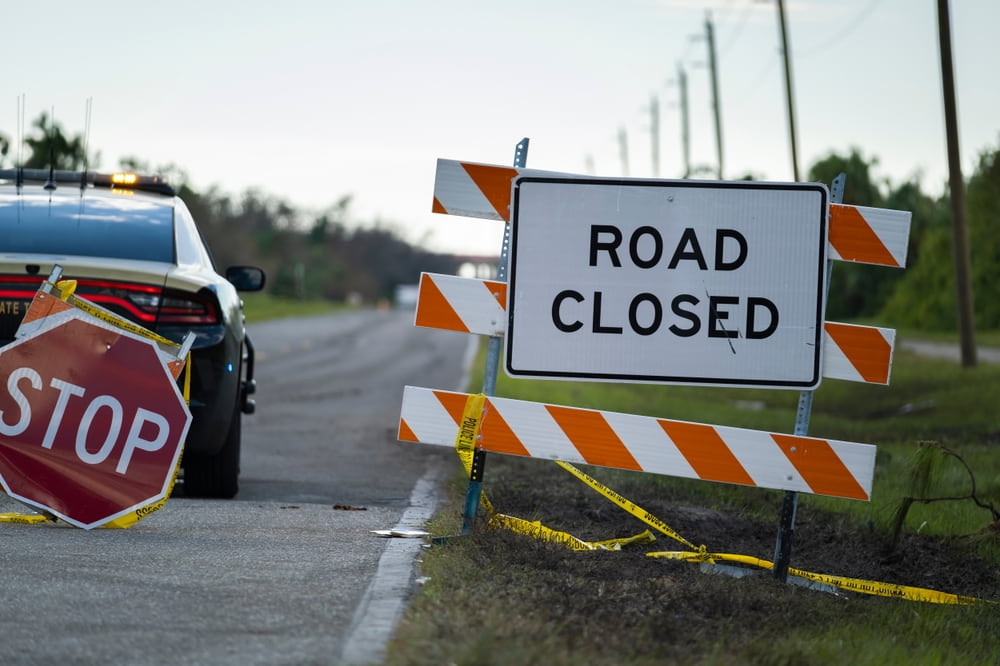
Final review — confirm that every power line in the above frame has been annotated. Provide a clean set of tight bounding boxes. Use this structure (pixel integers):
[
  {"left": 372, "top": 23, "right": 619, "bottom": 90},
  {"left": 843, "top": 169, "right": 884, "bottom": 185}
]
[
  {"left": 718, "top": 0, "right": 757, "bottom": 56},
  {"left": 797, "top": 0, "right": 884, "bottom": 57}
]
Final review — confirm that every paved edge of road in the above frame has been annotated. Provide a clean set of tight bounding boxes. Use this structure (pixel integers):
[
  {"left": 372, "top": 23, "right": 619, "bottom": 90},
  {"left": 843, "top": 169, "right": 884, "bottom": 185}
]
[
  {"left": 338, "top": 464, "right": 444, "bottom": 665},
  {"left": 339, "top": 334, "right": 478, "bottom": 665}
]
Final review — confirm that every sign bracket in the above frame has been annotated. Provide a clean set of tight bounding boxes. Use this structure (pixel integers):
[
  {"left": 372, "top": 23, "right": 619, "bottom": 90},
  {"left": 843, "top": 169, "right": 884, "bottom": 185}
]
[{"left": 460, "top": 137, "right": 529, "bottom": 535}]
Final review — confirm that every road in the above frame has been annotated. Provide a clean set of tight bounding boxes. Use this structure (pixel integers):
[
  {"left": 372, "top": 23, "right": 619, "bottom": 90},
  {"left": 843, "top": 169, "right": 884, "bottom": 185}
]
[
  {"left": 0, "top": 308, "right": 471, "bottom": 665},
  {"left": 899, "top": 339, "right": 1000, "bottom": 364}
]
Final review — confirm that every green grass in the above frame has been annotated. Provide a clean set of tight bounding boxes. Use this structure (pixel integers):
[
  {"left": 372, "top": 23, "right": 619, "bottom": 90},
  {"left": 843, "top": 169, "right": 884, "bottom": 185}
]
[
  {"left": 386, "top": 337, "right": 1000, "bottom": 665},
  {"left": 239, "top": 292, "right": 343, "bottom": 321}
]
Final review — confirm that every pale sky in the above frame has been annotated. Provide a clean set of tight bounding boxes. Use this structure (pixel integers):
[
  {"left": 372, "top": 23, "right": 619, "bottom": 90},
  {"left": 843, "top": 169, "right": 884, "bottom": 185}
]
[{"left": 3, "top": 0, "right": 996, "bottom": 256}]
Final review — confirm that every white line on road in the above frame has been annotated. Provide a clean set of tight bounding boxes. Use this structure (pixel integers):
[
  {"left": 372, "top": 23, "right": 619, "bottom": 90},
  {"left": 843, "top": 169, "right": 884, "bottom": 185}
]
[{"left": 338, "top": 464, "right": 443, "bottom": 665}]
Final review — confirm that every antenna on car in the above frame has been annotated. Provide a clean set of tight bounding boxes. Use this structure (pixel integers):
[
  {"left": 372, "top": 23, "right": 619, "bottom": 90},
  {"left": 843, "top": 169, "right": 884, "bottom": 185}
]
[
  {"left": 43, "top": 107, "right": 57, "bottom": 191},
  {"left": 15, "top": 94, "right": 25, "bottom": 192},
  {"left": 80, "top": 97, "right": 93, "bottom": 193}
]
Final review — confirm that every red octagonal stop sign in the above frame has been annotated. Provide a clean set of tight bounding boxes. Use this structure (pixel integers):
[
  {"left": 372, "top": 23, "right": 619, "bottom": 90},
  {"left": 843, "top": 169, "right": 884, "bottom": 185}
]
[{"left": 0, "top": 312, "right": 191, "bottom": 529}]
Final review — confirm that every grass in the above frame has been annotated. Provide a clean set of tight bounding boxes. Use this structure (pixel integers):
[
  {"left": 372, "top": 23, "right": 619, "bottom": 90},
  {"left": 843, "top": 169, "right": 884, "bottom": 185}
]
[
  {"left": 239, "top": 292, "right": 343, "bottom": 321},
  {"left": 385, "top": 336, "right": 1000, "bottom": 665}
]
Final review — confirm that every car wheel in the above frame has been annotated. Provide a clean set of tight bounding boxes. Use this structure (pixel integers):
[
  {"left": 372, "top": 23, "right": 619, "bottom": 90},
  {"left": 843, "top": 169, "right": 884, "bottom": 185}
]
[{"left": 182, "top": 404, "right": 241, "bottom": 498}]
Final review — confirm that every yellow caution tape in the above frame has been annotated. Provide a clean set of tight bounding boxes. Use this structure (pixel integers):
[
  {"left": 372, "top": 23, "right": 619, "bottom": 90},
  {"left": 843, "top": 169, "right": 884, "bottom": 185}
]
[
  {"left": 56, "top": 279, "right": 78, "bottom": 298},
  {"left": 102, "top": 456, "right": 183, "bottom": 529},
  {"left": 52, "top": 280, "right": 182, "bottom": 350},
  {"left": 556, "top": 461, "right": 703, "bottom": 553},
  {"left": 454, "top": 393, "right": 493, "bottom": 515},
  {"left": 488, "top": 514, "right": 604, "bottom": 551},
  {"left": 452, "top": 393, "right": 652, "bottom": 550},
  {"left": 0, "top": 512, "right": 55, "bottom": 525},
  {"left": 646, "top": 550, "right": 982, "bottom": 605},
  {"left": 183, "top": 352, "right": 191, "bottom": 403},
  {"left": 788, "top": 564, "right": 980, "bottom": 605},
  {"left": 553, "top": 453, "right": 986, "bottom": 605}
]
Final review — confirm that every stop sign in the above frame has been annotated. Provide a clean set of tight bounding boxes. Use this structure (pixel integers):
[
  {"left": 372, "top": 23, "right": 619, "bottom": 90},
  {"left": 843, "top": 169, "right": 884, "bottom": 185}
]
[{"left": 0, "top": 311, "right": 191, "bottom": 529}]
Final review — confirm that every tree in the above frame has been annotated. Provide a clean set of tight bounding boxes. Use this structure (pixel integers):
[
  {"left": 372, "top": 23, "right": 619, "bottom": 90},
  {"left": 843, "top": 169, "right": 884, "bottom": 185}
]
[
  {"left": 880, "top": 142, "right": 1000, "bottom": 331},
  {"left": 22, "top": 113, "right": 91, "bottom": 170},
  {"left": 809, "top": 148, "right": 885, "bottom": 208},
  {"left": 965, "top": 143, "right": 1000, "bottom": 328}
]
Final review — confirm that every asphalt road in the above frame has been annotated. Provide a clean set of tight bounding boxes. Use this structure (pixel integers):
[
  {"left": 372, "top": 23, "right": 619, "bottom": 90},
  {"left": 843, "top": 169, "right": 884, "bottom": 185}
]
[
  {"left": 899, "top": 339, "right": 1000, "bottom": 364},
  {"left": 0, "top": 308, "right": 471, "bottom": 665}
]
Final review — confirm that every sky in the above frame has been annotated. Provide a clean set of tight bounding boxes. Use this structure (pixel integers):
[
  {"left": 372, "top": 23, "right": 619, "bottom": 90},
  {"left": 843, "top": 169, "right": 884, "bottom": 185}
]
[{"left": 2, "top": 0, "right": 997, "bottom": 257}]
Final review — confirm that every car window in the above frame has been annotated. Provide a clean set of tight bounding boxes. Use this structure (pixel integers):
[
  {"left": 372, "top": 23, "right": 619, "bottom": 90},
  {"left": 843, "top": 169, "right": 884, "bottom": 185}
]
[
  {"left": 0, "top": 193, "right": 176, "bottom": 263},
  {"left": 173, "top": 198, "right": 216, "bottom": 268}
]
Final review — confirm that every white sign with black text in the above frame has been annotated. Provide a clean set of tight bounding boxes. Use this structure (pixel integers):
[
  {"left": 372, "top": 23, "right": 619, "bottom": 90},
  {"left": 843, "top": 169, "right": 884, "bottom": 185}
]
[{"left": 505, "top": 177, "right": 829, "bottom": 388}]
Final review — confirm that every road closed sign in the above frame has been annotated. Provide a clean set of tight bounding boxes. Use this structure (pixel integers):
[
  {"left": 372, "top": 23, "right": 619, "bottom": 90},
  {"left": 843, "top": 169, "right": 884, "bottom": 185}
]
[{"left": 506, "top": 177, "right": 829, "bottom": 388}]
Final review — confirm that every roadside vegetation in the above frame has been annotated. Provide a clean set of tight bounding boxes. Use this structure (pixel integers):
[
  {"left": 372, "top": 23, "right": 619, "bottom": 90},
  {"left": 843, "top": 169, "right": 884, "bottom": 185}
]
[
  {"left": 239, "top": 292, "right": 342, "bottom": 322},
  {"left": 386, "top": 345, "right": 1000, "bottom": 665}
]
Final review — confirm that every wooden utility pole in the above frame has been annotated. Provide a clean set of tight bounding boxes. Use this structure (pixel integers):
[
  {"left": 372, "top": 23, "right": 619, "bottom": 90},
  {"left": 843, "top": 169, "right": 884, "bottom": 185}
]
[
  {"left": 650, "top": 95, "right": 660, "bottom": 178},
  {"left": 776, "top": 0, "right": 800, "bottom": 181},
  {"left": 618, "top": 126, "right": 630, "bottom": 177},
  {"left": 936, "top": 0, "right": 977, "bottom": 367},
  {"left": 705, "top": 12, "right": 724, "bottom": 179},
  {"left": 678, "top": 62, "right": 692, "bottom": 178}
]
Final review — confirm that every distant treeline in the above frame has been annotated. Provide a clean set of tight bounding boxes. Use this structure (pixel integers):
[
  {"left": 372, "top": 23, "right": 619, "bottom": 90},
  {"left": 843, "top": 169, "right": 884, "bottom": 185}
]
[
  {"left": 806, "top": 144, "right": 1000, "bottom": 331},
  {"left": 3, "top": 114, "right": 999, "bottom": 329},
  {"left": 1, "top": 113, "right": 464, "bottom": 304},
  {"left": 178, "top": 186, "right": 463, "bottom": 304}
]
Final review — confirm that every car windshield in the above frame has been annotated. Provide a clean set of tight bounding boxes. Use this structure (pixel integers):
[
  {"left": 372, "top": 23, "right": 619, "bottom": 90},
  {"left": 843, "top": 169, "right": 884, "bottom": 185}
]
[{"left": 0, "top": 193, "right": 175, "bottom": 263}]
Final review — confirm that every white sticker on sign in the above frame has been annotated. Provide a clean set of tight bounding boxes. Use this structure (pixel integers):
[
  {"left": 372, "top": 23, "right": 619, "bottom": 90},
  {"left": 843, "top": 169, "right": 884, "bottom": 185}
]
[{"left": 505, "top": 177, "right": 828, "bottom": 388}]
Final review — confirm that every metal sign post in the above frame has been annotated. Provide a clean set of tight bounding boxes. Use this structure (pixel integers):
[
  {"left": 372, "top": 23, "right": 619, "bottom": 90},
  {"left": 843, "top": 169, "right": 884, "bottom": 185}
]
[
  {"left": 460, "top": 138, "right": 529, "bottom": 535},
  {"left": 772, "top": 173, "right": 845, "bottom": 581}
]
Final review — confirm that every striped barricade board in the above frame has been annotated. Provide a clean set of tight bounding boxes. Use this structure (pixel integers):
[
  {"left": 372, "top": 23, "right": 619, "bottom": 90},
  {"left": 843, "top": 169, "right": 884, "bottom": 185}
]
[
  {"left": 399, "top": 386, "right": 875, "bottom": 501},
  {"left": 432, "top": 159, "right": 911, "bottom": 268},
  {"left": 414, "top": 272, "right": 897, "bottom": 385},
  {"left": 402, "top": 156, "right": 912, "bottom": 505}
]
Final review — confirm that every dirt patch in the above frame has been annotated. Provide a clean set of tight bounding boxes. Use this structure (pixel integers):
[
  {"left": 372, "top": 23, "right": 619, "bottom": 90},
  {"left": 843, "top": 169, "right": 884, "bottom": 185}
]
[{"left": 477, "top": 456, "right": 1000, "bottom": 601}]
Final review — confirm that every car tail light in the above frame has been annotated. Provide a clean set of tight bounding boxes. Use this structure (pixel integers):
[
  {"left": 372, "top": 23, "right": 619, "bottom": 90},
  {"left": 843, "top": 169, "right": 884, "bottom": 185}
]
[
  {"left": 0, "top": 276, "right": 220, "bottom": 327},
  {"left": 0, "top": 275, "right": 45, "bottom": 302},
  {"left": 77, "top": 280, "right": 220, "bottom": 326}
]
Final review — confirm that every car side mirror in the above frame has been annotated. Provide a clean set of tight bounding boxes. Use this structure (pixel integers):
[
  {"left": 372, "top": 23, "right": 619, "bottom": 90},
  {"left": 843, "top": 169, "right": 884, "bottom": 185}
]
[{"left": 225, "top": 266, "right": 266, "bottom": 292}]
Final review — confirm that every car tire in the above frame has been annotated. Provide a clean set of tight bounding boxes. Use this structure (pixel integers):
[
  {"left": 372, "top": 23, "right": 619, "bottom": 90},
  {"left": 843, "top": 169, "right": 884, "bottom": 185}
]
[{"left": 182, "top": 404, "right": 241, "bottom": 498}]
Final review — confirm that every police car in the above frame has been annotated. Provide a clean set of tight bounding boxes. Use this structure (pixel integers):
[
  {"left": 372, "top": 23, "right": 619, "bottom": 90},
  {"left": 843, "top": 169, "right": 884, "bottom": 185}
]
[{"left": 0, "top": 168, "right": 265, "bottom": 498}]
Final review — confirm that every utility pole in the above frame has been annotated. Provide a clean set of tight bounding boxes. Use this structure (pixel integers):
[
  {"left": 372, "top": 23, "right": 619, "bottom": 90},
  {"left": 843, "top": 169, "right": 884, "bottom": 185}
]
[
  {"left": 649, "top": 95, "right": 660, "bottom": 178},
  {"left": 776, "top": 0, "right": 801, "bottom": 181},
  {"left": 677, "top": 62, "right": 692, "bottom": 178},
  {"left": 705, "top": 11, "right": 724, "bottom": 179},
  {"left": 936, "top": 0, "right": 977, "bottom": 367},
  {"left": 618, "top": 126, "right": 630, "bottom": 177}
]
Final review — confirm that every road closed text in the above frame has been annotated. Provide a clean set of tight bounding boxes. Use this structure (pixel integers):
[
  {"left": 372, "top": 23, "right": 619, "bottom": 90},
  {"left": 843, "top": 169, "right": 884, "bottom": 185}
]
[
  {"left": 549, "top": 225, "right": 778, "bottom": 339},
  {"left": 506, "top": 177, "right": 827, "bottom": 386}
]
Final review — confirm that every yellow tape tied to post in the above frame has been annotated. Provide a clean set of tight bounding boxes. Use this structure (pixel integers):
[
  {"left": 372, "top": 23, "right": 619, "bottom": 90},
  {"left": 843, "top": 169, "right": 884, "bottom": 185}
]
[{"left": 452, "top": 393, "right": 654, "bottom": 551}]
